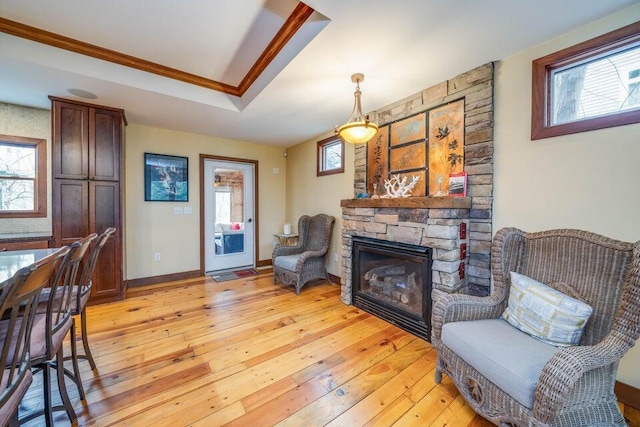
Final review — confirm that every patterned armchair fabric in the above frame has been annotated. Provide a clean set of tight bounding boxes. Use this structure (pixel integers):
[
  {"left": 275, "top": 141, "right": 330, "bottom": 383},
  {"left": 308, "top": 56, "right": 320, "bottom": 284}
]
[
  {"left": 272, "top": 214, "right": 335, "bottom": 294},
  {"left": 431, "top": 227, "right": 640, "bottom": 426}
]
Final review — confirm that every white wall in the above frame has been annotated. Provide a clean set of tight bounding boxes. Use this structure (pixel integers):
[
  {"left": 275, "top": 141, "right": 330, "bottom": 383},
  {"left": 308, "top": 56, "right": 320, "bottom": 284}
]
[
  {"left": 125, "top": 124, "right": 287, "bottom": 280},
  {"left": 493, "top": 4, "right": 640, "bottom": 387}
]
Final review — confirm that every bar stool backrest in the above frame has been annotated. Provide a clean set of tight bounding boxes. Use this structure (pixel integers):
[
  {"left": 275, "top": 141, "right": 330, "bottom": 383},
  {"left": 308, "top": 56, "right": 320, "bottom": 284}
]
[
  {"left": 75, "top": 228, "right": 115, "bottom": 312},
  {"left": 0, "top": 247, "right": 69, "bottom": 412}
]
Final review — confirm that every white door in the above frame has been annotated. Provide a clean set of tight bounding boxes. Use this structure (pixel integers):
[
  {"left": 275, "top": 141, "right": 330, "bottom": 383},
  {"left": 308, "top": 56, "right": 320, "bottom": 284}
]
[{"left": 204, "top": 159, "right": 255, "bottom": 272}]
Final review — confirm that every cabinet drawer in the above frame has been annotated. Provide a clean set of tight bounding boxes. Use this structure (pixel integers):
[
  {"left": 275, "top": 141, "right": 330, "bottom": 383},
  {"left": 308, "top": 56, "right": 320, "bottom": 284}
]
[{"left": 0, "top": 239, "right": 50, "bottom": 252}]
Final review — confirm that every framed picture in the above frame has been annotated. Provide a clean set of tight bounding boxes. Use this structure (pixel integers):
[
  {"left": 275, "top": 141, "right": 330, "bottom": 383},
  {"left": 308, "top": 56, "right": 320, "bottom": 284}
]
[
  {"left": 144, "top": 153, "right": 189, "bottom": 201},
  {"left": 448, "top": 172, "right": 467, "bottom": 197}
]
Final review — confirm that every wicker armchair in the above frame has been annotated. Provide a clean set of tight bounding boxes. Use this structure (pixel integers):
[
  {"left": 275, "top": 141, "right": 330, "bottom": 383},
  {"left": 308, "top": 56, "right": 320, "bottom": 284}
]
[
  {"left": 431, "top": 227, "right": 640, "bottom": 426},
  {"left": 272, "top": 214, "right": 335, "bottom": 294}
]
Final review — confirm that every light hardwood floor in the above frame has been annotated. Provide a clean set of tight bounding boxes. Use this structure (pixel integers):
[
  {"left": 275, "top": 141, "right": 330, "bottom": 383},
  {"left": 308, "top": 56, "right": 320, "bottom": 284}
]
[{"left": 22, "top": 271, "right": 494, "bottom": 426}]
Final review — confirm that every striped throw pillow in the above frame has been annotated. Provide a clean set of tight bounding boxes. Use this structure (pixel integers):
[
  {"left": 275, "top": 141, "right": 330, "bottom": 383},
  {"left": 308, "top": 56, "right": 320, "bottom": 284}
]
[{"left": 502, "top": 272, "right": 593, "bottom": 347}]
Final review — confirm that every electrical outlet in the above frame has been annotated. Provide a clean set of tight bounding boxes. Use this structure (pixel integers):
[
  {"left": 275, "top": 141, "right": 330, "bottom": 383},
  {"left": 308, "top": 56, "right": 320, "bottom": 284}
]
[
  {"left": 154, "top": 252, "right": 161, "bottom": 261},
  {"left": 174, "top": 207, "right": 183, "bottom": 215},
  {"left": 333, "top": 253, "right": 338, "bottom": 262},
  {"left": 184, "top": 206, "right": 192, "bottom": 214}
]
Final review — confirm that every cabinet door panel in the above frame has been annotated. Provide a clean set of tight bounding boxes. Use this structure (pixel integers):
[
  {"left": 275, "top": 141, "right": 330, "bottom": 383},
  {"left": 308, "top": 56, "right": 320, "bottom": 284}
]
[
  {"left": 91, "top": 109, "right": 122, "bottom": 181},
  {"left": 91, "top": 181, "right": 119, "bottom": 230},
  {"left": 53, "top": 180, "right": 89, "bottom": 247},
  {"left": 90, "top": 181, "right": 121, "bottom": 298},
  {"left": 91, "top": 235, "right": 119, "bottom": 298},
  {"left": 53, "top": 102, "right": 88, "bottom": 179}
]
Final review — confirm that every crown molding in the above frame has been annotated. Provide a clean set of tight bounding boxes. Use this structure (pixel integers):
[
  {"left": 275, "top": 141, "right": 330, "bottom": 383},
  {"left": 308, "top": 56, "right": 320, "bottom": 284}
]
[{"left": 0, "top": 1, "right": 314, "bottom": 97}]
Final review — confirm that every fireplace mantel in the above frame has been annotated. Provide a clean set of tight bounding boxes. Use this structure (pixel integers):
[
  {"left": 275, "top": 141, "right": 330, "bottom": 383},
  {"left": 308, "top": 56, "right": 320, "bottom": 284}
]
[{"left": 341, "top": 196, "right": 471, "bottom": 209}]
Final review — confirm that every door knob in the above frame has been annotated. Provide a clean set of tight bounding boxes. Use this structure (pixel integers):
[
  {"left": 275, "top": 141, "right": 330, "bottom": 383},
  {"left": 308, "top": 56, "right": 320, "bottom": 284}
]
[{"left": 247, "top": 218, "right": 253, "bottom": 223}]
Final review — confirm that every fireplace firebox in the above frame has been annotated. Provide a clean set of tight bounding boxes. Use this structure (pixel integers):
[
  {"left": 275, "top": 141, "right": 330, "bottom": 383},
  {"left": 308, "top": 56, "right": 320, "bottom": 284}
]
[{"left": 352, "top": 236, "right": 432, "bottom": 342}]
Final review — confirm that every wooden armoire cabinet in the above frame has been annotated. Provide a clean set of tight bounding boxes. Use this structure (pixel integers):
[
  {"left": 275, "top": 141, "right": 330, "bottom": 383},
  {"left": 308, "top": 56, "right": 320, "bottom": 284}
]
[{"left": 50, "top": 96, "right": 126, "bottom": 302}]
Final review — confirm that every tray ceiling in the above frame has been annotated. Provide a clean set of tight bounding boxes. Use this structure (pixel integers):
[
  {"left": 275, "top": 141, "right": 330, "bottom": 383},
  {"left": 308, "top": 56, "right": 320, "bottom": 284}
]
[{"left": 0, "top": 0, "right": 637, "bottom": 146}]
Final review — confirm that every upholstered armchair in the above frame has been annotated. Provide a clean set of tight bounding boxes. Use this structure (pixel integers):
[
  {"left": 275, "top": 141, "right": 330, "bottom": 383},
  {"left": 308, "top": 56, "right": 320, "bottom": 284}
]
[
  {"left": 272, "top": 214, "right": 335, "bottom": 294},
  {"left": 431, "top": 227, "right": 640, "bottom": 426}
]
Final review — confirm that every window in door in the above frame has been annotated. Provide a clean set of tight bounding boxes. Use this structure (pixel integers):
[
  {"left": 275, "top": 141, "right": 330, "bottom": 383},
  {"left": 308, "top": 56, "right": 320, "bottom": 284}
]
[
  {"left": 0, "top": 134, "right": 47, "bottom": 218},
  {"left": 215, "top": 189, "right": 231, "bottom": 224}
]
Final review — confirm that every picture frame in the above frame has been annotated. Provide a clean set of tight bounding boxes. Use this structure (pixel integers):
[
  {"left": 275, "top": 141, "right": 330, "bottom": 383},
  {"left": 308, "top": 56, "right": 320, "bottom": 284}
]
[
  {"left": 144, "top": 153, "right": 189, "bottom": 201},
  {"left": 448, "top": 171, "right": 467, "bottom": 197}
]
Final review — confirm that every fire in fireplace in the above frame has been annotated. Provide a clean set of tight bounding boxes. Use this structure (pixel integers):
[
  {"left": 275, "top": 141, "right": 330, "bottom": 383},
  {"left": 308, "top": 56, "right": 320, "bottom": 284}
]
[{"left": 352, "top": 236, "right": 432, "bottom": 341}]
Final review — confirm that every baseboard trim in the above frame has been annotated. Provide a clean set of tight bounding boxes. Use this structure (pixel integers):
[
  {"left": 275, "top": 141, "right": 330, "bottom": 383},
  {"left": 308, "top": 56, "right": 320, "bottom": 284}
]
[
  {"left": 256, "top": 259, "right": 272, "bottom": 267},
  {"left": 126, "top": 269, "right": 202, "bottom": 288},
  {"left": 616, "top": 381, "right": 640, "bottom": 410},
  {"left": 87, "top": 294, "right": 125, "bottom": 306},
  {"left": 328, "top": 273, "right": 341, "bottom": 285}
]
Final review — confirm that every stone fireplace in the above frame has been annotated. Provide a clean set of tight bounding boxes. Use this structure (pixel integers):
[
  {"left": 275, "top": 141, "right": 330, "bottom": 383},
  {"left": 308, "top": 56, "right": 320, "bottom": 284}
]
[
  {"left": 340, "top": 63, "right": 494, "bottom": 336},
  {"left": 341, "top": 197, "right": 470, "bottom": 299}
]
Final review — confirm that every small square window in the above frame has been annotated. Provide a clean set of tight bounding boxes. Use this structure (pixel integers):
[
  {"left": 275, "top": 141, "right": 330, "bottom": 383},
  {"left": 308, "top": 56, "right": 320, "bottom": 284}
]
[{"left": 317, "top": 136, "right": 344, "bottom": 176}]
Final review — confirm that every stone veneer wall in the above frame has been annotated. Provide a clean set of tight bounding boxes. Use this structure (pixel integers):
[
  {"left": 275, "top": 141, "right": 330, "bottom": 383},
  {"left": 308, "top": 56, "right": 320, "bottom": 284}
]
[
  {"left": 349, "top": 63, "right": 494, "bottom": 296},
  {"left": 341, "top": 203, "right": 470, "bottom": 304}
]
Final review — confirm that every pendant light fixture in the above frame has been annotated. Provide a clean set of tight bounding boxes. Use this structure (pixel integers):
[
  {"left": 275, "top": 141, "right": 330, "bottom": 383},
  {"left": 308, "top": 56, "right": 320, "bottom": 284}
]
[{"left": 335, "top": 73, "right": 378, "bottom": 144}]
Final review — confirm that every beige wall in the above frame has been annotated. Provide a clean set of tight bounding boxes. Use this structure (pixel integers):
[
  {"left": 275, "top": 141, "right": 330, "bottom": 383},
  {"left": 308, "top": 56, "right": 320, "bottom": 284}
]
[
  {"left": 493, "top": 4, "right": 640, "bottom": 387},
  {"left": 285, "top": 131, "right": 354, "bottom": 278},
  {"left": 125, "top": 124, "right": 287, "bottom": 280},
  {"left": 0, "top": 103, "right": 51, "bottom": 236}
]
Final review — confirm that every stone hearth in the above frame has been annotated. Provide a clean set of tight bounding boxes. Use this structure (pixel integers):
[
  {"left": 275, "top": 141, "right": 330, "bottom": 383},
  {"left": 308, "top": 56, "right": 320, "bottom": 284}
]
[{"left": 340, "top": 197, "right": 471, "bottom": 305}]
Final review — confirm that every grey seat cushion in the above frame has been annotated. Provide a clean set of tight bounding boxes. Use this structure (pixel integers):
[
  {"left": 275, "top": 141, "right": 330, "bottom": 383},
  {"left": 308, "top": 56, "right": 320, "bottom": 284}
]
[
  {"left": 274, "top": 254, "right": 300, "bottom": 272},
  {"left": 441, "top": 318, "right": 560, "bottom": 409}
]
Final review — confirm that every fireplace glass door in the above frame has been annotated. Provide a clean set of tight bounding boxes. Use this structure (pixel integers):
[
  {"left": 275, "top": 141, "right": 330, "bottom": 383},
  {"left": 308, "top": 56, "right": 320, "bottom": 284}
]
[{"left": 352, "top": 237, "right": 432, "bottom": 341}]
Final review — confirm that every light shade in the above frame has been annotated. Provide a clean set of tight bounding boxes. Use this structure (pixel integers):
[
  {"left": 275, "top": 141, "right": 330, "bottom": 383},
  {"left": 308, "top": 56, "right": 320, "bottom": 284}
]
[
  {"left": 337, "top": 121, "right": 378, "bottom": 144},
  {"left": 336, "top": 73, "right": 378, "bottom": 144}
]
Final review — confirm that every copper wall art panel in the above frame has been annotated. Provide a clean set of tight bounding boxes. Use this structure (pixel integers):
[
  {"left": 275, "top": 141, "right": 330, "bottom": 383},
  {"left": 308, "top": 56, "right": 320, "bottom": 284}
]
[
  {"left": 366, "top": 125, "right": 389, "bottom": 195},
  {"left": 428, "top": 99, "right": 464, "bottom": 195},
  {"left": 390, "top": 113, "right": 426, "bottom": 146}
]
